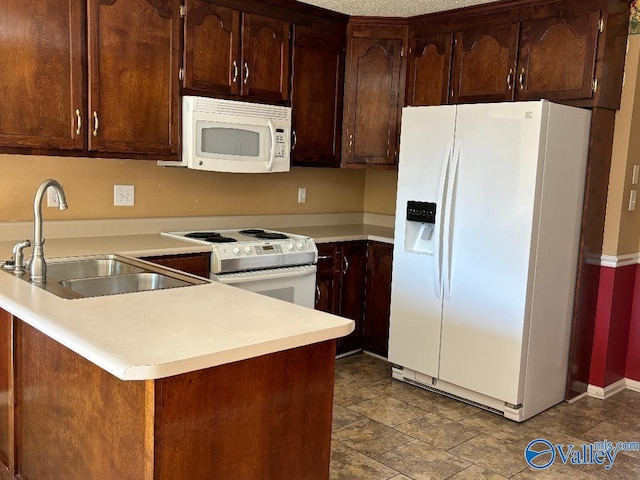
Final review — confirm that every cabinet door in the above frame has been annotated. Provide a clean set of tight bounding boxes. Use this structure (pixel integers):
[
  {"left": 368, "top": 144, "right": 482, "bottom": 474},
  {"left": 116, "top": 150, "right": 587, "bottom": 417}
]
[
  {"left": 343, "top": 36, "right": 404, "bottom": 167},
  {"left": 241, "top": 13, "right": 290, "bottom": 103},
  {"left": 337, "top": 242, "right": 366, "bottom": 355},
  {"left": 363, "top": 242, "right": 393, "bottom": 357},
  {"left": 406, "top": 33, "right": 453, "bottom": 106},
  {"left": 516, "top": 11, "right": 600, "bottom": 102},
  {"left": 183, "top": 0, "right": 240, "bottom": 96},
  {"left": 87, "top": 0, "right": 180, "bottom": 155},
  {"left": 315, "top": 273, "right": 340, "bottom": 314},
  {"left": 291, "top": 25, "right": 345, "bottom": 168},
  {"left": 451, "top": 23, "right": 519, "bottom": 104},
  {"left": 0, "top": 309, "right": 12, "bottom": 473},
  {"left": 315, "top": 243, "right": 340, "bottom": 314},
  {"left": 0, "top": 0, "right": 84, "bottom": 150}
]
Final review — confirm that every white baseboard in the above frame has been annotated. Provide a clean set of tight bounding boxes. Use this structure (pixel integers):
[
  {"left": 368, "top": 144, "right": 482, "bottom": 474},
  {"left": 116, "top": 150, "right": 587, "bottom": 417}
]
[
  {"left": 587, "top": 378, "right": 630, "bottom": 399},
  {"left": 625, "top": 378, "right": 640, "bottom": 392}
]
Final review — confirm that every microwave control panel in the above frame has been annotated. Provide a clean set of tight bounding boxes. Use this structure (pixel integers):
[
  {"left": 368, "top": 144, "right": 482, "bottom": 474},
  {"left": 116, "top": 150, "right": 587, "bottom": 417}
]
[{"left": 274, "top": 128, "right": 286, "bottom": 158}]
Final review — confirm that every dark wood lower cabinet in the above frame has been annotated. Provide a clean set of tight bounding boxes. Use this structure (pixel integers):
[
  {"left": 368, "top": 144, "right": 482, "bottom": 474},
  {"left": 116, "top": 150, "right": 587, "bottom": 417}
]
[
  {"left": 363, "top": 242, "right": 393, "bottom": 357},
  {"left": 0, "top": 310, "right": 336, "bottom": 479},
  {"left": 315, "top": 241, "right": 393, "bottom": 357},
  {"left": 139, "top": 252, "right": 211, "bottom": 278}
]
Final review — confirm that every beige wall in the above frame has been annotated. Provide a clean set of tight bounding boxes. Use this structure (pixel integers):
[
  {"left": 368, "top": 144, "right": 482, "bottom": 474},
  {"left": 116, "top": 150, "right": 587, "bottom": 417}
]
[
  {"left": 363, "top": 169, "right": 398, "bottom": 215},
  {"left": 0, "top": 154, "right": 366, "bottom": 221},
  {"left": 603, "top": 35, "right": 640, "bottom": 256}
]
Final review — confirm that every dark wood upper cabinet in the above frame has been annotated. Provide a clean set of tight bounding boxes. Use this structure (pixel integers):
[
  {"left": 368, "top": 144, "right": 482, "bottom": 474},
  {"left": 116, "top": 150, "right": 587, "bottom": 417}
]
[
  {"left": 406, "top": 33, "right": 453, "bottom": 106},
  {"left": 291, "top": 25, "right": 345, "bottom": 167},
  {"left": 183, "top": 0, "right": 240, "bottom": 96},
  {"left": 451, "top": 23, "right": 520, "bottom": 104},
  {"left": 87, "top": 0, "right": 180, "bottom": 155},
  {"left": 0, "top": 0, "right": 85, "bottom": 151},
  {"left": 516, "top": 11, "right": 601, "bottom": 102},
  {"left": 342, "top": 24, "right": 407, "bottom": 169},
  {"left": 241, "top": 13, "right": 291, "bottom": 103},
  {"left": 182, "top": 6, "right": 290, "bottom": 104}
]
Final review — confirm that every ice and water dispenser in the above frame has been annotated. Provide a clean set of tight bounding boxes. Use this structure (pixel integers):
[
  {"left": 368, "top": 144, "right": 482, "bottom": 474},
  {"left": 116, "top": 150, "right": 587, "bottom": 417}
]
[{"left": 404, "top": 201, "right": 437, "bottom": 254}]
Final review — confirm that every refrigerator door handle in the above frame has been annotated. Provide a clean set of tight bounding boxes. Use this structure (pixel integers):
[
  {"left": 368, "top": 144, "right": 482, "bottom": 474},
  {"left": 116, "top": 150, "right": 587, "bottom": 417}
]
[
  {"left": 434, "top": 142, "right": 453, "bottom": 299},
  {"left": 443, "top": 142, "right": 461, "bottom": 300}
]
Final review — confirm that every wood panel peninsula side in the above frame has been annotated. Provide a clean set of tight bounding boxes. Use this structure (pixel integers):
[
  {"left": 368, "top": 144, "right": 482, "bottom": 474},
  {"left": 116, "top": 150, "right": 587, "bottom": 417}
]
[{"left": 0, "top": 307, "right": 339, "bottom": 479}]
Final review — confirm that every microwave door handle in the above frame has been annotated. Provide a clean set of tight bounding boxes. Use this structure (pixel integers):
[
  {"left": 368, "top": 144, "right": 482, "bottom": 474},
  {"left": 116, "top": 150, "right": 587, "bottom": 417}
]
[{"left": 267, "top": 120, "right": 276, "bottom": 172}]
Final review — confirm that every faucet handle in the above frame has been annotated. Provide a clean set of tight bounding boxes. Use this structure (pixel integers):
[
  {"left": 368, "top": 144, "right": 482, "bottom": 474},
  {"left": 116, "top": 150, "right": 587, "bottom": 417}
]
[{"left": 12, "top": 240, "right": 31, "bottom": 275}]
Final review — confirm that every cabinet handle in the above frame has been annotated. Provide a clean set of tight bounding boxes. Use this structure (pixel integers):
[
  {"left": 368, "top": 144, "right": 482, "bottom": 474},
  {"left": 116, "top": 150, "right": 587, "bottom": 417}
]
[
  {"left": 342, "top": 256, "right": 349, "bottom": 274},
  {"left": 92, "top": 111, "right": 99, "bottom": 137},
  {"left": 292, "top": 130, "right": 297, "bottom": 150},
  {"left": 75, "top": 109, "right": 82, "bottom": 135},
  {"left": 348, "top": 134, "right": 353, "bottom": 153},
  {"left": 507, "top": 68, "right": 513, "bottom": 90},
  {"left": 244, "top": 62, "right": 250, "bottom": 84},
  {"left": 519, "top": 68, "right": 525, "bottom": 90},
  {"left": 232, "top": 61, "right": 238, "bottom": 83},
  {"left": 318, "top": 255, "right": 333, "bottom": 260},
  {"left": 316, "top": 285, "right": 321, "bottom": 305}
]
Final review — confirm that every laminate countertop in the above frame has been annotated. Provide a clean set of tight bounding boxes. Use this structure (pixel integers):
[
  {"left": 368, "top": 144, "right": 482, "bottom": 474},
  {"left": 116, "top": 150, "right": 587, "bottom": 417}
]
[
  {"left": 0, "top": 233, "right": 354, "bottom": 382},
  {"left": 275, "top": 224, "right": 394, "bottom": 244}
]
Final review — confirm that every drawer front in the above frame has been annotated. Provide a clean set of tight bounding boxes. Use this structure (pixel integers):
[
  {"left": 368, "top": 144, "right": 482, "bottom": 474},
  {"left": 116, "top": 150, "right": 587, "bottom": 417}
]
[{"left": 316, "top": 243, "right": 339, "bottom": 273}]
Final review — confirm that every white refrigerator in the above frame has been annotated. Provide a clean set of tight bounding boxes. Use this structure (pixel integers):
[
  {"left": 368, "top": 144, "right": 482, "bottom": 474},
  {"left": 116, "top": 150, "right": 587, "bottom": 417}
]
[{"left": 388, "top": 100, "right": 591, "bottom": 422}]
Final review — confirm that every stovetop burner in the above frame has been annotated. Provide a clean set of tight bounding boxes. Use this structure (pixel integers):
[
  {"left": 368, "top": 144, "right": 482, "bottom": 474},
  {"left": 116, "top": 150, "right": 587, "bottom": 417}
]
[
  {"left": 239, "top": 229, "right": 289, "bottom": 240},
  {"left": 184, "top": 232, "right": 237, "bottom": 243},
  {"left": 255, "top": 232, "right": 288, "bottom": 240}
]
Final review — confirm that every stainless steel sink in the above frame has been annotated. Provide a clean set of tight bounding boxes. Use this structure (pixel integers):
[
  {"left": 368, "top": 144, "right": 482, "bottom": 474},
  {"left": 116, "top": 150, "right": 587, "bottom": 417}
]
[
  {"left": 46, "top": 256, "right": 146, "bottom": 279},
  {"left": 2, "top": 254, "right": 208, "bottom": 299},
  {"left": 59, "top": 272, "right": 195, "bottom": 297}
]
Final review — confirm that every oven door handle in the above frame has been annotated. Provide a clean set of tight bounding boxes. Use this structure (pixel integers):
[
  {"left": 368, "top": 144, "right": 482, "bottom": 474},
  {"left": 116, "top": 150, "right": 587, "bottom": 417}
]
[
  {"left": 214, "top": 265, "right": 317, "bottom": 285},
  {"left": 266, "top": 119, "right": 276, "bottom": 172}
]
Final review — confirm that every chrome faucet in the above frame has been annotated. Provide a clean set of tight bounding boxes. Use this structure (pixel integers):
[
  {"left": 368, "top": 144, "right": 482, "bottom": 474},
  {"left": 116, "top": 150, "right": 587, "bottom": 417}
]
[{"left": 29, "top": 179, "right": 68, "bottom": 284}]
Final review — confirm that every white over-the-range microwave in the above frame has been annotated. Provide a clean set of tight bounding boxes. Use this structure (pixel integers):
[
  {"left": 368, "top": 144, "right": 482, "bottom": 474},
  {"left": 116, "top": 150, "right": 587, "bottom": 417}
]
[{"left": 159, "top": 96, "right": 291, "bottom": 173}]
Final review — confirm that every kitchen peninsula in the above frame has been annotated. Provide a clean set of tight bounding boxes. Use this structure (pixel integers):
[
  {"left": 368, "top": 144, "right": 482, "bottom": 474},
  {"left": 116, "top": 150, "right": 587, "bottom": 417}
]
[{"left": 0, "top": 233, "right": 353, "bottom": 480}]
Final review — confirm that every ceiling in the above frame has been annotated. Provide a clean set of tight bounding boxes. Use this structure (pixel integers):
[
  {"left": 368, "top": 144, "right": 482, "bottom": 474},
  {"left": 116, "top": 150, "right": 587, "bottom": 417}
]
[{"left": 296, "top": 0, "right": 503, "bottom": 18}]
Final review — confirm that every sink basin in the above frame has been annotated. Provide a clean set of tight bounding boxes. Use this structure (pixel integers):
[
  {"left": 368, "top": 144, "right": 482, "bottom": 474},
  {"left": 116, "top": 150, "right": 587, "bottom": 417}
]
[
  {"left": 59, "top": 272, "right": 195, "bottom": 297},
  {"left": 46, "top": 256, "right": 146, "bottom": 280},
  {"left": 2, "top": 254, "right": 208, "bottom": 299}
]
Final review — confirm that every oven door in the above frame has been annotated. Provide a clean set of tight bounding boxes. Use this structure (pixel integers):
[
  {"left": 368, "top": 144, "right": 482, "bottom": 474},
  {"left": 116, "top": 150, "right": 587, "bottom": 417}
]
[{"left": 214, "top": 265, "right": 317, "bottom": 309}]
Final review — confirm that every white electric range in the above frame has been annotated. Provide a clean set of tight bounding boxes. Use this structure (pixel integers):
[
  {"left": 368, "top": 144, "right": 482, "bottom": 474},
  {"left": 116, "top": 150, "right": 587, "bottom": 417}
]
[{"left": 162, "top": 228, "right": 318, "bottom": 308}]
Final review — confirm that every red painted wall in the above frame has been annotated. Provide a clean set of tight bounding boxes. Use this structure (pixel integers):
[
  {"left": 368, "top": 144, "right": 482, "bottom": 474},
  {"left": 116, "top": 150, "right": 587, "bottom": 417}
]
[
  {"left": 626, "top": 265, "right": 640, "bottom": 381},
  {"left": 589, "top": 264, "right": 636, "bottom": 388}
]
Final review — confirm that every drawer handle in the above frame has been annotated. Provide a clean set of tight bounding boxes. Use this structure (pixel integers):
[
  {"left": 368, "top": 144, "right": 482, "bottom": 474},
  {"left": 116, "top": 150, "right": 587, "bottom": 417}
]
[{"left": 318, "top": 255, "right": 333, "bottom": 260}]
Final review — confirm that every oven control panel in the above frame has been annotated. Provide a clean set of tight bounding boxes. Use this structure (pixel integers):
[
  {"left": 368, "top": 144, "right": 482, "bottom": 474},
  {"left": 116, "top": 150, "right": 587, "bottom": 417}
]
[{"left": 255, "top": 245, "right": 283, "bottom": 255}]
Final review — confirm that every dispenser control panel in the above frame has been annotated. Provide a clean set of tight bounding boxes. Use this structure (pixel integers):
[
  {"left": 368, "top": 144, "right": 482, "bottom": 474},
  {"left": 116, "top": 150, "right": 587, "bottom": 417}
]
[{"left": 407, "top": 201, "right": 436, "bottom": 223}]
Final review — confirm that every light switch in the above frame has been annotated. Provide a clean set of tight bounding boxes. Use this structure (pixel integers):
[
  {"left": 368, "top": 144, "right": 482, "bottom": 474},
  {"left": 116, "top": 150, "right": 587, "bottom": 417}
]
[
  {"left": 629, "top": 189, "right": 637, "bottom": 211},
  {"left": 633, "top": 165, "right": 640, "bottom": 185}
]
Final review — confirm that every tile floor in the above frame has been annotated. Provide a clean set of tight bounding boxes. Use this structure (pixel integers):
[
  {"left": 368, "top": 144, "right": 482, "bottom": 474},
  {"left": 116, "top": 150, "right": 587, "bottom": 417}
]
[{"left": 330, "top": 353, "right": 640, "bottom": 479}]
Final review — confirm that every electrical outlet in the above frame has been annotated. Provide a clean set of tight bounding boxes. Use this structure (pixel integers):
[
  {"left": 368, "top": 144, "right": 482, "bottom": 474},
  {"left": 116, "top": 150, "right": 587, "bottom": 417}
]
[
  {"left": 47, "top": 186, "right": 60, "bottom": 207},
  {"left": 114, "top": 185, "right": 135, "bottom": 206},
  {"left": 297, "top": 187, "right": 307, "bottom": 204}
]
